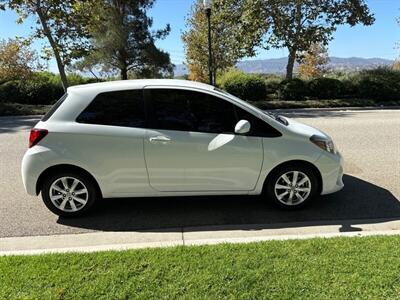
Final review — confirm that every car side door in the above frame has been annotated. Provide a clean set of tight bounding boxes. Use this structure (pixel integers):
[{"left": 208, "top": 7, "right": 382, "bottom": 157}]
[{"left": 143, "top": 87, "right": 264, "bottom": 192}]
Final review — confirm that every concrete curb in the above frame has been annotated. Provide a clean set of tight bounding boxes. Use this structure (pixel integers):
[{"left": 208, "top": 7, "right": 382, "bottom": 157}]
[{"left": 2, "top": 218, "right": 400, "bottom": 256}]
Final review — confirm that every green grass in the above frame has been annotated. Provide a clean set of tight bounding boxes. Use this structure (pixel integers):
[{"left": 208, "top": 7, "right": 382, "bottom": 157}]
[
  {"left": 0, "top": 102, "right": 51, "bottom": 116},
  {"left": 2, "top": 236, "right": 400, "bottom": 299}
]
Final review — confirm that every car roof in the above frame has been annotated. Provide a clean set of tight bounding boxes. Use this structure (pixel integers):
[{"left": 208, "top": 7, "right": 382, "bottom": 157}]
[{"left": 67, "top": 79, "right": 215, "bottom": 95}]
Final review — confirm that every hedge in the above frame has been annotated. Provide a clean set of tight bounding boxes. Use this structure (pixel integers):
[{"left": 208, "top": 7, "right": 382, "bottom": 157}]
[
  {"left": 355, "top": 68, "right": 400, "bottom": 100},
  {"left": 278, "top": 78, "right": 308, "bottom": 100},
  {"left": 218, "top": 69, "right": 267, "bottom": 102},
  {"left": 1, "top": 67, "right": 400, "bottom": 104},
  {"left": 238, "top": 67, "right": 400, "bottom": 101},
  {"left": 308, "top": 78, "right": 345, "bottom": 99},
  {"left": 0, "top": 72, "right": 98, "bottom": 105}
]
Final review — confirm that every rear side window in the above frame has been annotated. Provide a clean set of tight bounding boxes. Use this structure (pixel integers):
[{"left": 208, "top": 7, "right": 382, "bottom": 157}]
[
  {"left": 76, "top": 89, "right": 145, "bottom": 128},
  {"left": 42, "top": 93, "right": 67, "bottom": 122}
]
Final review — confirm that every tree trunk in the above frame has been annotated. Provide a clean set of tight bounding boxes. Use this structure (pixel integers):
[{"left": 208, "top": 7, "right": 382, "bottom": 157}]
[
  {"left": 286, "top": 49, "right": 297, "bottom": 79},
  {"left": 121, "top": 67, "right": 128, "bottom": 80},
  {"left": 285, "top": 2, "right": 302, "bottom": 80},
  {"left": 36, "top": 2, "right": 69, "bottom": 92}
]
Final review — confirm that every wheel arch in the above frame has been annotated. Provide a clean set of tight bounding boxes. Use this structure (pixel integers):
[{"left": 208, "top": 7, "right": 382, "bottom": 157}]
[
  {"left": 36, "top": 164, "right": 103, "bottom": 197},
  {"left": 262, "top": 160, "right": 322, "bottom": 195}
]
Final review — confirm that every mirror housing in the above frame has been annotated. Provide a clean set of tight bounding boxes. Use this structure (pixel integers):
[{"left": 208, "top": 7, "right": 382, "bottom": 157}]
[{"left": 235, "top": 120, "right": 251, "bottom": 134}]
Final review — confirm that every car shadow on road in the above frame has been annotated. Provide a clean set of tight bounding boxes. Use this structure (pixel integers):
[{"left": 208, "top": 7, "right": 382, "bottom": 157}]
[
  {"left": 0, "top": 116, "right": 41, "bottom": 133},
  {"left": 57, "top": 174, "right": 400, "bottom": 233}
]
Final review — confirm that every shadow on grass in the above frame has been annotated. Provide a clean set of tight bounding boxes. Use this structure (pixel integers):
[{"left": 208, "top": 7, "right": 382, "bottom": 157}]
[{"left": 58, "top": 174, "right": 400, "bottom": 233}]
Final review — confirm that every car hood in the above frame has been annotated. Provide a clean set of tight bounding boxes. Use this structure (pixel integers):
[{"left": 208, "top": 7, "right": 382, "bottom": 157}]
[{"left": 283, "top": 117, "right": 331, "bottom": 140}]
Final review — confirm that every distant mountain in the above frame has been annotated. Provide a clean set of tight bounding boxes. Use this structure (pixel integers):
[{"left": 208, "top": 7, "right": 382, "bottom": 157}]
[{"left": 174, "top": 57, "right": 394, "bottom": 76}]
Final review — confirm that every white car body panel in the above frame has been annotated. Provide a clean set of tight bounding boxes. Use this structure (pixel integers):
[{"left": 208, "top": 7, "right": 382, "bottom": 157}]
[
  {"left": 21, "top": 79, "right": 344, "bottom": 199},
  {"left": 144, "top": 128, "right": 263, "bottom": 192}
]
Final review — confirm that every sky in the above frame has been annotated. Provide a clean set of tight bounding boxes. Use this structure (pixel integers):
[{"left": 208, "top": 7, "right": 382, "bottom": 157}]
[{"left": 0, "top": 0, "right": 399, "bottom": 72}]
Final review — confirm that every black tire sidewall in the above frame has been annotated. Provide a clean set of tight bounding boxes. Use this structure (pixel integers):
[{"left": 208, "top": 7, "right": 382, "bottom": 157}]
[
  {"left": 265, "top": 164, "right": 319, "bottom": 210},
  {"left": 41, "top": 172, "right": 98, "bottom": 217}
]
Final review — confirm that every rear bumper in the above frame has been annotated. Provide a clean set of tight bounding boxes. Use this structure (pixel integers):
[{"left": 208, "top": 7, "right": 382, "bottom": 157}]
[
  {"left": 314, "top": 151, "right": 344, "bottom": 195},
  {"left": 21, "top": 146, "right": 49, "bottom": 196}
]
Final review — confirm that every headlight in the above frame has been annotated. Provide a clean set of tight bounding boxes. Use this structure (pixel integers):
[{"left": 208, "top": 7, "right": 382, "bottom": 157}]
[{"left": 310, "top": 135, "right": 336, "bottom": 154}]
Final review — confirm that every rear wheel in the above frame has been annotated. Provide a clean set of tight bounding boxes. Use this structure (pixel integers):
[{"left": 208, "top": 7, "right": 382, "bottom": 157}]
[
  {"left": 265, "top": 164, "right": 319, "bottom": 209},
  {"left": 41, "top": 172, "right": 99, "bottom": 217}
]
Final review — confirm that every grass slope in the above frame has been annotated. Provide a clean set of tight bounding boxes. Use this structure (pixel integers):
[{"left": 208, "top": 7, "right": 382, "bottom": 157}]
[{"left": 1, "top": 236, "right": 400, "bottom": 299}]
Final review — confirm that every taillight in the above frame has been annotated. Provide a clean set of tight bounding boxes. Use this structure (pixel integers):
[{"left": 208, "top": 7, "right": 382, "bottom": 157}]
[{"left": 29, "top": 129, "right": 48, "bottom": 148}]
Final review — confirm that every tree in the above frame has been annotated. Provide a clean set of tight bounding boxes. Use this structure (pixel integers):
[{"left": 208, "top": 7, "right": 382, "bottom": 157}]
[
  {"left": 78, "top": 0, "right": 173, "bottom": 80},
  {"left": 246, "top": 0, "right": 375, "bottom": 79},
  {"left": 393, "top": 60, "right": 400, "bottom": 71},
  {"left": 0, "top": 0, "right": 92, "bottom": 91},
  {"left": 298, "top": 42, "right": 329, "bottom": 79},
  {"left": 0, "top": 38, "right": 43, "bottom": 81},
  {"left": 182, "top": 0, "right": 265, "bottom": 83}
]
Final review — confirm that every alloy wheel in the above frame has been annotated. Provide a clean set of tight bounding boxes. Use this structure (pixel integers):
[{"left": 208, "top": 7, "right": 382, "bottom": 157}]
[
  {"left": 49, "top": 176, "right": 89, "bottom": 212},
  {"left": 274, "top": 171, "right": 312, "bottom": 206}
]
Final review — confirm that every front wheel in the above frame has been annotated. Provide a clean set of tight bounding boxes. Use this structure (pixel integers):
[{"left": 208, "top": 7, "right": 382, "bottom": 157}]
[
  {"left": 41, "top": 172, "right": 99, "bottom": 217},
  {"left": 265, "top": 164, "right": 320, "bottom": 209}
]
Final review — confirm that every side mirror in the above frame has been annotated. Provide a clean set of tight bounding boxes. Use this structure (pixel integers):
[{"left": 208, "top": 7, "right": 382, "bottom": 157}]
[{"left": 235, "top": 120, "right": 251, "bottom": 134}]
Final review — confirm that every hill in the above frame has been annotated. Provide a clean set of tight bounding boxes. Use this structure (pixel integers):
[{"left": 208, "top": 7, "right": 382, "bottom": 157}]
[{"left": 174, "top": 57, "right": 394, "bottom": 76}]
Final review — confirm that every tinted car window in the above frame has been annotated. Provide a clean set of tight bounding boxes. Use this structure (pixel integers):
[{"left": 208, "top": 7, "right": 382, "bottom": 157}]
[
  {"left": 148, "top": 89, "right": 236, "bottom": 133},
  {"left": 42, "top": 93, "right": 67, "bottom": 122},
  {"left": 76, "top": 89, "right": 145, "bottom": 128},
  {"left": 235, "top": 106, "right": 282, "bottom": 137}
]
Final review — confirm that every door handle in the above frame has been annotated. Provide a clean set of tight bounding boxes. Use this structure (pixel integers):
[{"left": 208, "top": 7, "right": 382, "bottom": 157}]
[{"left": 149, "top": 136, "right": 171, "bottom": 143}]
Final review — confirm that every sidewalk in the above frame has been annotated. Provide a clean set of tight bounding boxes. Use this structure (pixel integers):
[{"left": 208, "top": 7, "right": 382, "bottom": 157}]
[{"left": 2, "top": 218, "right": 400, "bottom": 256}]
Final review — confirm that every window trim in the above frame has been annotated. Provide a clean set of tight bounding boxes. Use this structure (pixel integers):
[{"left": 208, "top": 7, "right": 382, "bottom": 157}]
[{"left": 42, "top": 93, "right": 68, "bottom": 122}]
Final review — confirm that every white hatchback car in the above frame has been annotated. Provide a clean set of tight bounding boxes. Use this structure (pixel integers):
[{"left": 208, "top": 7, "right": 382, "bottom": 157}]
[{"left": 22, "top": 79, "right": 343, "bottom": 216}]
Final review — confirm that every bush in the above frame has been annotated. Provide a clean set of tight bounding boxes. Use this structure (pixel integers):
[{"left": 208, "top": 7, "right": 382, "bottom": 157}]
[
  {"left": 354, "top": 67, "right": 400, "bottom": 101},
  {"left": 0, "top": 72, "right": 97, "bottom": 105},
  {"left": 341, "top": 79, "right": 358, "bottom": 98},
  {"left": 308, "top": 78, "right": 345, "bottom": 99},
  {"left": 0, "top": 81, "right": 25, "bottom": 103},
  {"left": 265, "top": 76, "right": 282, "bottom": 95},
  {"left": 278, "top": 78, "right": 308, "bottom": 100},
  {"left": 219, "top": 69, "right": 266, "bottom": 101}
]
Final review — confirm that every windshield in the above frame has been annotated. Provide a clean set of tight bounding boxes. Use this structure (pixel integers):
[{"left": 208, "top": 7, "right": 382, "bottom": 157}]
[{"left": 213, "top": 88, "right": 288, "bottom": 126}]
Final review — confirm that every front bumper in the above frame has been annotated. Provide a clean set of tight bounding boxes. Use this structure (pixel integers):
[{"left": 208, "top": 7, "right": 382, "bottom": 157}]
[{"left": 314, "top": 151, "right": 344, "bottom": 195}]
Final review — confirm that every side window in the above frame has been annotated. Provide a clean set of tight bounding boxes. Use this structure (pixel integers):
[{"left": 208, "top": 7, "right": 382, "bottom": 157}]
[
  {"left": 148, "top": 89, "right": 236, "bottom": 133},
  {"left": 148, "top": 89, "right": 196, "bottom": 131},
  {"left": 235, "top": 106, "right": 282, "bottom": 137},
  {"left": 76, "top": 89, "right": 145, "bottom": 128},
  {"left": 190, "top": 92, "right": 236, "bottom": 133}
]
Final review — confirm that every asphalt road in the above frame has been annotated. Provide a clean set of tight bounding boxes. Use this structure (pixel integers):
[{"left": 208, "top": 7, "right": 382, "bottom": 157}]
[{"left": 0, "top": 109, "right": 399, "bottom": 238}]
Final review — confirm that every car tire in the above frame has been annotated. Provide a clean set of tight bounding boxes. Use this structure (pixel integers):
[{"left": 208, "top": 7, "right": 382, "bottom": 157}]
[
  {"left": 41, "top": 171, "right": 99, "bottom": 217},
  {"left": 265, "top": 164, "right": 320, "bottom": 210}
]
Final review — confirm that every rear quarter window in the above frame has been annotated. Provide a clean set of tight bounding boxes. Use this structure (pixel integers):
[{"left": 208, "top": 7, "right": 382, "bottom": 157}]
[{"left": 76, "top": 89, "right": 145, "bottom": 128}]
